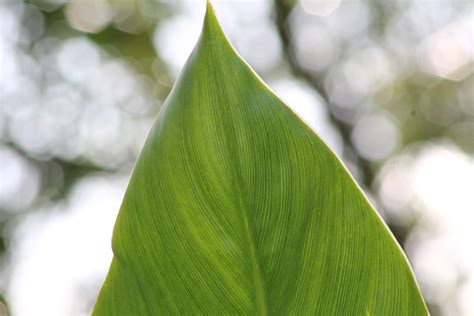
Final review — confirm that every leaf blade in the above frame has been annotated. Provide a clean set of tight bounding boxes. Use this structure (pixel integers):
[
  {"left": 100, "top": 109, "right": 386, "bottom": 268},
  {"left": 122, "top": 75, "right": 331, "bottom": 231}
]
[{"left": 93, "top": 3, "right": 428, "bottom": 315}]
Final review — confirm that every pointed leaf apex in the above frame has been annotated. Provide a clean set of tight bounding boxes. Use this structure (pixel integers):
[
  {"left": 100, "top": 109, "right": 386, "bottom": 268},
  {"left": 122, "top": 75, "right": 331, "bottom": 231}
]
[
  {"left": 199, "top": 0, "right": 234, "bottom": 55},
  {"left": 204, "top": 0, "right": 217, "bottom": 25},
  {"left": 206, "top": 0, "right": 213, "bottom": 12},
  {"left": 203, "top": 0, "right": 222, "bottom": 34}
]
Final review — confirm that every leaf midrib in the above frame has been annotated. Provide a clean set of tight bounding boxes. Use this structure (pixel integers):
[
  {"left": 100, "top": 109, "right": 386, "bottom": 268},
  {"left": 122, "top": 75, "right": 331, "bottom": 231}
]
[
  {"left": 241, "top": 205, "right": 268, "bottom": 315},
  {"left": 217, "top": 100, "right": 269, "bottom": 315},
  {"left": 210, "top": 68, "right": 268, "bottom": 314},
  {"left": 200, "top": 15, "right": 270, "bottom": 311}
]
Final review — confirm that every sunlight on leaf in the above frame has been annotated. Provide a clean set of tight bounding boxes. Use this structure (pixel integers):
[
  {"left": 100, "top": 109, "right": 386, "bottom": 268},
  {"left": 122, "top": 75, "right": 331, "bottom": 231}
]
[{"left": 93, "top": 2, "right": 428, "bottom": 314}]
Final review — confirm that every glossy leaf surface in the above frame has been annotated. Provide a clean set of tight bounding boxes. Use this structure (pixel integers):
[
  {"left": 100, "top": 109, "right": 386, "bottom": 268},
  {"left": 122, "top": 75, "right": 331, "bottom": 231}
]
[{"left": 93, "top": 3, "right": 427, "bottom": 315}]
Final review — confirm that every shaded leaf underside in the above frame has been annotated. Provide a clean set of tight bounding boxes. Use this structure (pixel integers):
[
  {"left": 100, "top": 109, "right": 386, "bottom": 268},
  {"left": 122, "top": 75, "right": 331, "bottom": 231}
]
[{"left": 93, "top": 3, "right": 427, "bottom": 315}]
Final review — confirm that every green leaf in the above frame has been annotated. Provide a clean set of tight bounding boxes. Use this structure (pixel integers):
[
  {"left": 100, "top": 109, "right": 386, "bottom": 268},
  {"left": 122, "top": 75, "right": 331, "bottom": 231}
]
[{"left": 93, "top": 2, "right": 428, "bottom": 315}]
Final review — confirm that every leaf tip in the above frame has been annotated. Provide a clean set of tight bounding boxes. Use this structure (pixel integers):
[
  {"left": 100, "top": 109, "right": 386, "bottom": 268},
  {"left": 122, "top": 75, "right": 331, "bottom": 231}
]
[
  {"left": 204, "top": 0, "right": 219, "bottom": 30},
  {"left": 205, "top": 0, "right": 213, "bottom": 13},
  {"left": 199, "top": 0, "right": 234, "bottom": 54}
]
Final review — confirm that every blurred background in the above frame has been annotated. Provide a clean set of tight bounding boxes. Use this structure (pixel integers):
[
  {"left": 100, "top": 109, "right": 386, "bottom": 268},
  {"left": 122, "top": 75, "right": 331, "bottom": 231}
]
[{"left": 0, "top": 0, "right": 472, "bottom": 315}]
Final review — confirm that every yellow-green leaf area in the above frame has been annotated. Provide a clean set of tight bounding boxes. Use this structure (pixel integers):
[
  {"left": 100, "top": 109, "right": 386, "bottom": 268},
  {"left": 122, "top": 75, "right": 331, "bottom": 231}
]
[{"left": 93, "top": 3, "right": 428, "bottom": 315}]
